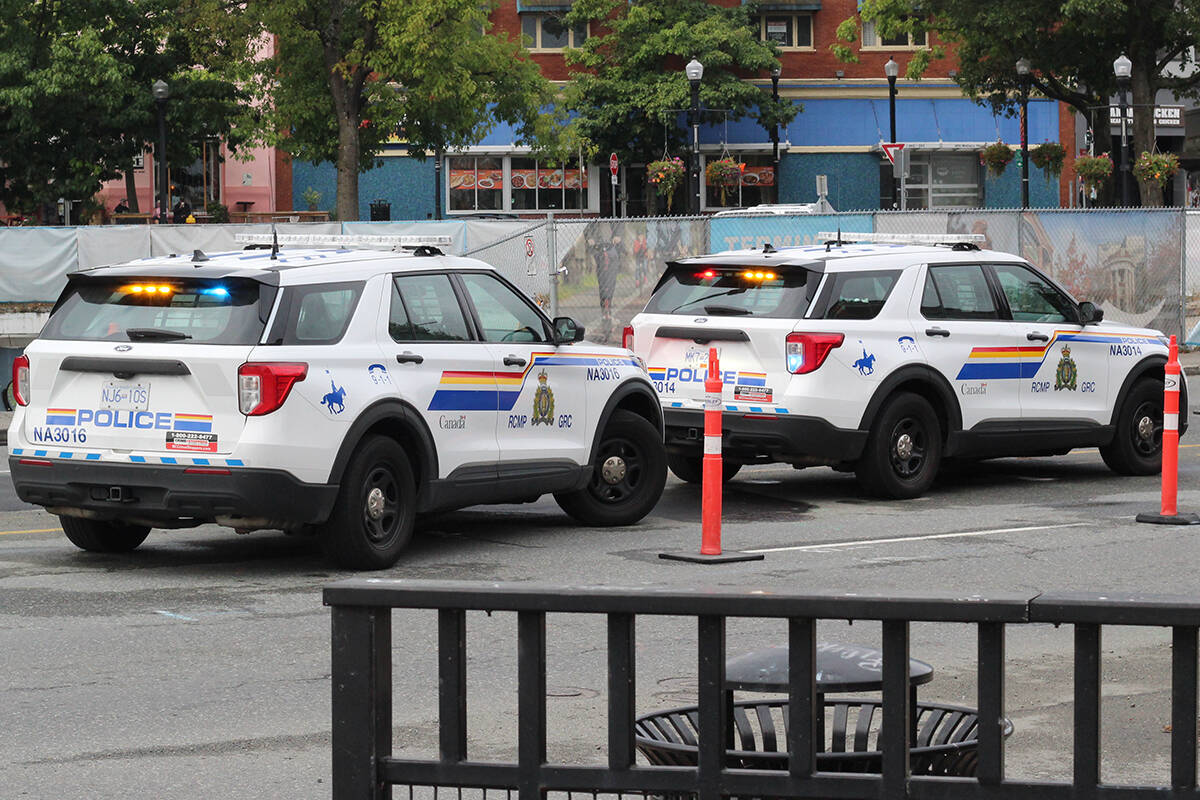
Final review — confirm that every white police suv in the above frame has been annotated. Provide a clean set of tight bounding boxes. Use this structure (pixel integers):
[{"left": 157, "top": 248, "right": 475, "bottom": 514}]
[
  {"left": 9, "top": 234, "right": 666, "bottom": 569},
  {"left": 626, "top": 232, "right": 1184, "bottom": 498}
]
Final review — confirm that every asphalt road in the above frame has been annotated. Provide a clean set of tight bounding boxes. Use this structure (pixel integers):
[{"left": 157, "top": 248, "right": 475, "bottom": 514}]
[{"left": 5, "top": 445, "right": 1200, "bottom": 799}]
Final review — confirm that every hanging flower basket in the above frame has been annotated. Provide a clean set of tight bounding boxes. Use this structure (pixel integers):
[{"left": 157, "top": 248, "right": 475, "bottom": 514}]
[
  {"left": 1029, "top": 142, "right": 1066, "bottom": 178},
  {"left": 647, "top": 157, "right": 686, "bottom": 212},
  {"left": 1074, "top": 153, "right": 1114, "bottom": 189},
  {"left": 705, "top": 158, "right": 745, "bottom": 205},
  {"left": 979, "top": 141, "right": 1015, "bottom": 177},
  {"left": 1132, "top": 150, "right": 1180, "bottom": 188}
]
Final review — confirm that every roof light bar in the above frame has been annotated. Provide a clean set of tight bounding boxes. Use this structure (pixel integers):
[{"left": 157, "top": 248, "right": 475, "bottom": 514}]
[
  {"left": 233, "top": 233, "right": 453, "bottom": 248},
  {"left": 816, "top": 232, "right": 987, "bottom": 245}
]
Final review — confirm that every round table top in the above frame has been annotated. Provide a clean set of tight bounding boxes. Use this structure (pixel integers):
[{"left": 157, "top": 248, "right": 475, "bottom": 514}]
[{"left": 724, "top": 641, "right": 934, "bottom": 693}]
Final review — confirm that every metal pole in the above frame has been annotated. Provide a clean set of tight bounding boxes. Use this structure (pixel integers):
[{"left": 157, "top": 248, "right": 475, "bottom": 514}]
[
  {"left": 434, "top": 147, "right": 443, "bottom": 220},
  {"left": 1021, "top": 82, "right": 1030, "bottom": 209},
  {"left": 1119, "top": 80, "right": 1131, "bottom": 207},
  {"left": 156, "top": 98, "right": 168, "bottom": 224},
  {"left": 888, "top": 76, "right": 898, "bottom": 210},
  {"left": 691, "top": 78, "right": 702, "bottom": 215},
  {"left": 771, "top": 72, "right": 780, "bottom": 203}
]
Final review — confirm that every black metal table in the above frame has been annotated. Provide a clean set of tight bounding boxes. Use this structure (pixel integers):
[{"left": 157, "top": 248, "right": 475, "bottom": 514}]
[{"left": 725, "top": 642, "right": 934, "bottom": 746}]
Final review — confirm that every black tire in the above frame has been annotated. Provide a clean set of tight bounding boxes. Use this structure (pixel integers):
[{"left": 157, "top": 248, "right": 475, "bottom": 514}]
[
  {"left": 1100, "top": 378, "right": 1163, "bottom": 475},
  {"left": 59, "top": 516, "right": 150, "bottom": 553},
  {"left": 666, "top": 451, "right": 742, "bottom": 484},
  {"left": 855, "top": 392, "right": 942, "bottom": 499},
  {"left": 320, "top": 436, "right": 416, "bottom": 570},
  {"left": 555, "top": 410, "right": 667, "bottom": 526}
]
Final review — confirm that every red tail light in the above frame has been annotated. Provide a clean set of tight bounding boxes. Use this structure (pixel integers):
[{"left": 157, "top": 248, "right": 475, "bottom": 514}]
[
  {"left": 238, "top": 362, "right": 308, "bottom": 416},
  {"left": 12, "top": 354, "right": 29, "bottom": 406},
  {"left": 785, "top": 333, "right": 844, "bottom": 374},
  {"left": 622, "top": 325, "right": 634, "bottom": 350}
]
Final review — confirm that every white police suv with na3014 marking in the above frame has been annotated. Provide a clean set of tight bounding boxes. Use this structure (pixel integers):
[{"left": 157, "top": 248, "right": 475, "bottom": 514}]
[
  {"left": 626, "top": 232, "right": 1185, "bottom": 498},
  {"left": 9, "top": 234, "right": 666, "bottom": 569}
]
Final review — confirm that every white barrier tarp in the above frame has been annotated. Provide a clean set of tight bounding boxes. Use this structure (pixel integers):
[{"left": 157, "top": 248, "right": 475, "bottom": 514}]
[
  {"left": 151, "top": 223, "right": 280, "bottom": 257},
  {"left": 0, "top": 227, "right": 77, "bottom": 301},
  {"left": 875, "top": 211, "right": 949, "bottom": 236},
  {"left": 341, "top": 221, "right": 469, "bottom": 254},
  {"left": 77, "top": 225, "right": 151, "bottom": 269}
]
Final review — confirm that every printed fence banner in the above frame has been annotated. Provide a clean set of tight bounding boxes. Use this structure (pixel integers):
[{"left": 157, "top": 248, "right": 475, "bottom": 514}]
[{"left": 708, "top": 213, "right": 874, "bottom": 253}]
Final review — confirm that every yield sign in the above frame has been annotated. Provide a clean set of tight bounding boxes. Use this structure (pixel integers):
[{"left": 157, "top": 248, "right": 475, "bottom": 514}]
[{"left": 881, "top": 142, "right": 905, "bottom": 164}]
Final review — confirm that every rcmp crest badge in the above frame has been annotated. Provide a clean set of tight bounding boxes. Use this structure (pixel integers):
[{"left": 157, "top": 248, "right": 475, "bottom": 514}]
[
  {"left": 1054, "top": 344, "right": 1078, "bottom": 391},
  {"left": 532, "top": 369, "right": 555, "bottom": 425}
]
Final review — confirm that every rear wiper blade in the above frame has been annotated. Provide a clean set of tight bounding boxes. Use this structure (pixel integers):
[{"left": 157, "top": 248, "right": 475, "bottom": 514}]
[
  {"left": 703, "top": 305, "right": 752, "bottom": 316},
  {"left": 125, "top": 327, "right": 192, "bottom": 341},
  {"left": 669, "top": 287, "right": 746, "bottom": 313}
]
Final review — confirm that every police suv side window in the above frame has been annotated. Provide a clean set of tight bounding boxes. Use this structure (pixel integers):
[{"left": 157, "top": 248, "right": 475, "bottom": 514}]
[
  {"left": 391, "top": 274, "right": 471, "bottom": 342},
  {"left": 457, "top": 272, "right": 548, "bottom": 343},
  {"left": 278, "top": 281, "right": 364, "bottom": 345},
  {"left": 817, "top": 270, "right": 899, "bottom": 320},
  {"left": 921, "top": 264, "right": 1000, "bottom": 320},
  {"left": 990, "top": 263, "right": 1075, "bottom": 323}
]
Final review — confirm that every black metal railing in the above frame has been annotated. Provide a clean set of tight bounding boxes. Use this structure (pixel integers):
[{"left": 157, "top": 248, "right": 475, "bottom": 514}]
[{"left": 324, "top": 580, "right": 1200, "bottom": 800}]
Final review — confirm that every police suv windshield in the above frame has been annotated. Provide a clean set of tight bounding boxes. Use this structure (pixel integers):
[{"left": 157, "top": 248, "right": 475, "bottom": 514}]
[
  {"left": 643, "top": 264, "right": 818, "bottom": 318},
  {"left": 41, "top": 277, "right": 272, "bottom": 345}
]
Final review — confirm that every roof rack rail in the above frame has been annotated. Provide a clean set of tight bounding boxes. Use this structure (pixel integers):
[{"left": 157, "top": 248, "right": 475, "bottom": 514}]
[
  {"left": 233, "top": 233, "right": 453, "bottom": 254},
  {"left": 816, "top": 231, "right": 986, "bottom": 250}
]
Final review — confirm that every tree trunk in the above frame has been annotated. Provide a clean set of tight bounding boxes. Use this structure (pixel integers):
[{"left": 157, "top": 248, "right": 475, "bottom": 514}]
[
  {"left": 323, "top": 7, "right": 364, "bottom": 223},
  {"left": 335, "top": 113, "right": 361, "bottom": 221},
  {"left": 124, "top": 169, "right": 139, "bottom": 213},
  {"left": 1131, "top": 57, "right": 1158, "bottom": 207}
]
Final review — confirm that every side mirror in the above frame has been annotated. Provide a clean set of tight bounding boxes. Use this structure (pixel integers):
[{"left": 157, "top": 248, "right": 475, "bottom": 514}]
[
  {"left": 1079, "top": 301, "right": 1104, "bottom": 325},
  {"left": 553, "top": 316, "right": 585, "bottom": 344}
]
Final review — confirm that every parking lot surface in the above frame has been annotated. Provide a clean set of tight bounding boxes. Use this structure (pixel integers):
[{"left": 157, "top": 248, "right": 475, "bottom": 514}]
[{"left": 5, "top": 444, "right": 1200, "bottom": 798}]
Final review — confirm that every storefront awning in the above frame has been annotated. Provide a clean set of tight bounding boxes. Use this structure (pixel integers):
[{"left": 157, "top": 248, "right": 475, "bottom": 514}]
[{"left": 516, "top": 0, "right": 573, "bottom": 10}]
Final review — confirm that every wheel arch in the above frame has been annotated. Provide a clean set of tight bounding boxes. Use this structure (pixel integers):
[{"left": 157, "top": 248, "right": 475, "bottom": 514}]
[
  {"left": 327, "top": 399, "right": 439, "bottom": 500},
  {"left": 857, "top": 364, "right": 962, "bottom": 446},
  {"left": 588, "top": 378, "right": 664, "bottom": 466},
  {"left": 1109, "top": 355, "right": 1184, "bottom": 434}
]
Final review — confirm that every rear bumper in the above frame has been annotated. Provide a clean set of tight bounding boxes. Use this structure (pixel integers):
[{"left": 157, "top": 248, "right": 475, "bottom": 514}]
[
  {"left": 9, "top": 457, "right": 338, "bottom": 528},
  {"left": 663, "top": 408, "right": 867, "bottom": 466}
]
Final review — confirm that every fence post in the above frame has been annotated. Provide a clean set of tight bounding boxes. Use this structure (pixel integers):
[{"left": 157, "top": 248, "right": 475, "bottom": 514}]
[
  {"left": 547, "top": 212, "right": 558, "bottom": 318},
  {"left": 331, "top": 605, "right": 392, "bottom": 800}
]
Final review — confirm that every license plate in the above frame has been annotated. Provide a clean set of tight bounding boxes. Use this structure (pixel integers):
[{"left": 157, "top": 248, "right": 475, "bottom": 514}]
[{"left": 101, "top": 381, "right": 150, "bottom": 411}]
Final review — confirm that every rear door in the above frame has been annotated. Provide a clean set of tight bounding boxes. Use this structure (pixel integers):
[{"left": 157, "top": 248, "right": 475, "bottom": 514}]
[
  {"left": 25, "top": 276, "right": 269, "bottom": 455},
  {"left": 632, "top": 263, "right": 819, "bottom": 411}
]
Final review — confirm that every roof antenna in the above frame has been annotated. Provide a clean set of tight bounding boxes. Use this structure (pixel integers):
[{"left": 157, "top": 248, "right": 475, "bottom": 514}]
[{"left": 270, "top": 224, "right": 279, "bottom": 260}]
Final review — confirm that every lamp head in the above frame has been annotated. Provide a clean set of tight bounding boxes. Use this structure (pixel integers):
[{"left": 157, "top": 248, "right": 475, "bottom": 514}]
[
  {"left": 770, "top": 65, "right": 781, "bottom": 79},
  {"left": 685, "top": 58, "right": 703, "bottom": 82},
  {"left": 884, "top": 58, "right": 899, "bottom": 79},
  {"left": 1113, "top": 53, "right": 1132, "bottom": 80},
  {"left": 152, "top": 80, "right": 170, "bottom": 101},
  {"left": 1015, "top": 57, "right": 1031, "bottom": 77}
]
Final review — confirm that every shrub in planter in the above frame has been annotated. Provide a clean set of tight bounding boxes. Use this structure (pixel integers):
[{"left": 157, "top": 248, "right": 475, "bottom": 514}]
[
  {"left": 206, "top": 202, "right": 230, "bottom": 224},
  {"left": 1030, "top": 142, "right": 1067, "bottom": 178},
  {"left": 1074, "top": 153, "right": 1114, "bottom": 190},
  {"left": 705, "top": 158, "right": 745, "bottom": 205},
  {"left": 1132, "top": 151, "right": 1180, "bottom": 188},
  {"left": 980, "top": 141, "right": 1015, "bottom": 177},
  {"left": 647, "top": 157, "right": 685, "bottom": 212}
]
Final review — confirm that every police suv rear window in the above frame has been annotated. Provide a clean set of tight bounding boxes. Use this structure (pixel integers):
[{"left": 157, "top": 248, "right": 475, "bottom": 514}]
[
  {"left": 643, "top": 264, "right": 817, "bottom": 318},
  {"left": 41, "top": 277, "right": 271, "bottom": 344}
]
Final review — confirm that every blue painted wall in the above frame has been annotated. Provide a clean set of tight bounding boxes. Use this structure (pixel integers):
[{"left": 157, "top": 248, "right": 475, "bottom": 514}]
[
  {"left": 782, "top": 153, "right": 881, "bottom": 212},
  {"left": 983, "top": 162, "right": 1059, "bottom": 209},
  {"left": 292, "top": 157, "right": 436, "bottom": 221}
]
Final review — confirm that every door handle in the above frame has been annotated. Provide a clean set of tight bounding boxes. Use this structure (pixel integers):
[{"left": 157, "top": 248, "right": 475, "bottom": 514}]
[
  {"left": 925, "top": 327, "right": 950, "bottom": 337},
  {"left": 1027, "top": 332, "right": 1049, "bottom": 342},
  {"left": 503, "top": 355, "right": 528, "bottom": 367},
  {"left": 395, "top": 352, "right": 424, "bottom": 364}
]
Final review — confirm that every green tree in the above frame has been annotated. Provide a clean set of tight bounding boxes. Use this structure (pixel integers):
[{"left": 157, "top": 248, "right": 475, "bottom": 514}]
[
  {"left": 562, "top": 0, "right": 797, "bottom": 212},
  {"left": 835, "top": 0, "right": 1200, "bottom": 206},
  {"left": 244, "top": 0, "right": 553, "bottom": 221},
  {"left": 0, "top": 0, "right": 247, "bottom": 216}
]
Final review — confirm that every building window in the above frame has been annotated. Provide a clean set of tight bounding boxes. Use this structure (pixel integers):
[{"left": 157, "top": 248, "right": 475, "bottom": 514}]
[
  {"left": 521, "top": 13, "right": 587, "bottom": 50},
  {"left": 760, "top": 13, "right": 812, "bottom": 48},
  {"left": 895, "top": 152, "right": 983, "bottom": 209},
  {"left": 704, "top": 154, "right": 777, "bottom": 208},
  {"left": 449, "top": 156, "right": 503, "bottom": 211},
  {"left": 510, "top": 157, "right": 587, "bottom": 210},
  {"left": 861, "top": 19, "right": 926, "bottom": 48}
]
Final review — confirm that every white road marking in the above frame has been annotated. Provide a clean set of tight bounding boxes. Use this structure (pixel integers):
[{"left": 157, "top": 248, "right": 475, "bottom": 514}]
[
  {"left": 745, "top": 522, "right": 1090, "bottom": 554},
  {"left": 154, "top": 610, "right": 198, "bottom": 621}
]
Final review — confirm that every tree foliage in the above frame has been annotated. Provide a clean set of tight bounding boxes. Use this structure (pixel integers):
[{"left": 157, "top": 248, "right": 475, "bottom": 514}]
[
  {"left": 562, "top": 0, "right": 797, "bottom": 207},
  {"left": 0, "top": 0, "right": 248, "bottom": 214},
  {"left": 242, "top": 0, "right": 553, "bottom": 220},
  {"left": 836, "top": 0, "right": 1200, "bottom": 205}
]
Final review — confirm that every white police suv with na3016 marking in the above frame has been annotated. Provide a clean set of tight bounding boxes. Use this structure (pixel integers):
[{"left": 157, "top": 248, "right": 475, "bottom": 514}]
[
  {"left": 626, "top": 232, "right": 1185, "bottom": 498},
  {"left": 9, "top": 234, "right": 666, "bottom": 569}
]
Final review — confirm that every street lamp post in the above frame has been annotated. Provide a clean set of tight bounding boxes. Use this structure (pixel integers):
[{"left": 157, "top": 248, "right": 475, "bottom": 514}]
[
  {"left": 770, "top": 65, "right": 781, "bottom": 203},
  {"left": 1016, "top": 57, "right": 1031, "bottom": 209},
  {"left": 686, "top": 58, "right": 704, "bottom": 215},
  {"left": 1114, "top": 53, "right": 1132, "bottom": 207},
  {"left": 885, "top": 58, "right": 899, "bottom": 209},
  {"left": 152, "top": 80, "right": 170, "bottom": 224}
]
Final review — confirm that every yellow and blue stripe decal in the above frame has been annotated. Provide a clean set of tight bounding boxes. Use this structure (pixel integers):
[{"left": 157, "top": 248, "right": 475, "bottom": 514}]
[
  {"left": 956, "top": 331, "right": 1162, "bottom": 380},
  {"left": 428, "top": 352, "right": 639, "bottom": 412},
  {"left": 12, "top": 447, "right": 244, "bottom": 467},
  {"left": 173, "top": 413, "right": 213, "bottom": 433},
  {"left": 45, "top": 408, "right": 77, "bottom": 425}
]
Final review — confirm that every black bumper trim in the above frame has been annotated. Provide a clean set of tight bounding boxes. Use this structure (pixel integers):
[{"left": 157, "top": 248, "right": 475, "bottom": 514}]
[
  {"left": 9, "top": 457, "right": 338, "bottom": 526},
  {"left": 663, "top": 408, "right": 867, "bottom": 465}
]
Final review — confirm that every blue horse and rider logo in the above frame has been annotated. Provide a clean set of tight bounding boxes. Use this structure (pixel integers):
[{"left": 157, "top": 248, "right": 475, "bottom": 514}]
[
  {"left": 321, "top": 378, "right": 347, "bottom": 414},
  {"left": 853, "top": 345, "right": 876, "bottom": 376}
]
